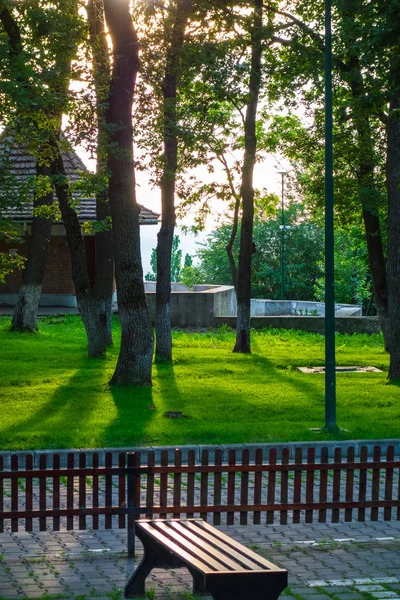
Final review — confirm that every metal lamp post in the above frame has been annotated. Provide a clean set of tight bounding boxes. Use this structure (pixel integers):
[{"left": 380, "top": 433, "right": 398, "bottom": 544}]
[
  {"left": 278, "top": 171, "right": 288, "bottom": 301},
  {"left": 324, "top": 0, "right": 338, "bottom": 432}
]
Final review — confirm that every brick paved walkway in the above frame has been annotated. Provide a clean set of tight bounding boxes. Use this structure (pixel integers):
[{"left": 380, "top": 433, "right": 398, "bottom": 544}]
[{"left": 0, "top": 520, "right": 399, "bottom": 599}]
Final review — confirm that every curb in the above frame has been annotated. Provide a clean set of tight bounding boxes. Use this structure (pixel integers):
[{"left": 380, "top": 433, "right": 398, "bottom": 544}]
[{"left": 1, "top": 438, "right": 399, "bottom": 468}]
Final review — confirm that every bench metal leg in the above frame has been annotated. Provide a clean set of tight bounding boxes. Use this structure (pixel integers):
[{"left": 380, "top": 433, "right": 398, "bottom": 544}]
[
  {"left": 124, "top": 552, "right": 155, "bottom": 598},
  {"left": 206, "top": 573, "right": 287, "bottom": 600},
  {"left": 188, "top": 567, "right": 208, "bottom": 596}
]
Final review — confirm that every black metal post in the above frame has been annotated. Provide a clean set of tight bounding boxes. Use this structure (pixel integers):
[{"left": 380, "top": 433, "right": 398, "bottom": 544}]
[
  {"left": 324, "top": 0, "right": 337, "bottom": 431},
  {"left": 127, "top": 453, "right": 136, "bottom": 558},
  {"left": 278, "top": 171, "right": 287, "bottom": 300}
]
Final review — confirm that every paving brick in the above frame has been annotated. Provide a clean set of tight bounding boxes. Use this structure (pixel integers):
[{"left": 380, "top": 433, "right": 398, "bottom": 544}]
[{"left": 0, "top": 520, "right": 399, "bottom": 598}]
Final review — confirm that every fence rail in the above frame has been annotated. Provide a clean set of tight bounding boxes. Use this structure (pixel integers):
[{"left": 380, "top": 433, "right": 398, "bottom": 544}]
[{"left": 1, "top": 445, "right": 399, "bottom": 555}]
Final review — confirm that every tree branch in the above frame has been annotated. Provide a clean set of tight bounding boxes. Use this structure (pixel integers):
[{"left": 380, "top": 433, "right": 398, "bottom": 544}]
[{"left": 217, "top": 150, "right": 240, "bottom": 292}]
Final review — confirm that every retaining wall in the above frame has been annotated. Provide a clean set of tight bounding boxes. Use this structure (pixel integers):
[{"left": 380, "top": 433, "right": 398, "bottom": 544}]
[
  {"left": 145, "top": 285, "right": 236, "bottom": 328},
  {"left": 214, "top": 315, "right": 380, "bottom": 335},
  {"left": 250, "top": 299, "right": 362, "bottom": 317}
]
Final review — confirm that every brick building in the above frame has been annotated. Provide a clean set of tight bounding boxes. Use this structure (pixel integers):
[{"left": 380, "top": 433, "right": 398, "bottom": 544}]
[{"left": 0, "top": 134, "right": 159, "bottom": 307}]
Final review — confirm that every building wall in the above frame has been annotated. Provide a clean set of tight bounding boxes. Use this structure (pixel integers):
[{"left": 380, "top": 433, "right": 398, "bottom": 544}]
[{"left": 0, "top": 234, "right": 75, "bottom": 297}]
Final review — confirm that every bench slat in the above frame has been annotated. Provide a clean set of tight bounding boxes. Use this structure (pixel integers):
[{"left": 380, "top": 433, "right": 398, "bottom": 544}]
[
  {"left": 154, "top": 521, "right": 237, "bottom": 572},
  {"left": 195, "top": 520, "right": 284, "bottom": 572},
  {"left": 181, "top": 520, "right": 266, "bottom": 571},
  {"left": 138, "top": 522, "right": 223, "bottom": 572},
  {"left": 167, "top": 520, "right": 251, "bottom": 572}
]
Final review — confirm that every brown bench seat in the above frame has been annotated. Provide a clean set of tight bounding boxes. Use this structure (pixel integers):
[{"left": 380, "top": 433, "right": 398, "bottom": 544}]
[{"left": 125, "top": 519, "right": 288, "bottom": 600}]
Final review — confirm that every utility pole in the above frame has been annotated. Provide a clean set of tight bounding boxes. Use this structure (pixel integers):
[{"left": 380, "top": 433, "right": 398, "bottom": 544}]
[
  {"left": 278, "top": 171, "right": 288, "bottom": 301},
  {"left": 324, "top": 0, "right": 338, "bottom": 432}
]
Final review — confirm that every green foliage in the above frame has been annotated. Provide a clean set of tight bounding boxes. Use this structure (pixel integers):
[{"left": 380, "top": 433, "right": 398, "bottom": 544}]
[
  {"left": 0, "top": 315, "right": 394, "bottom": 449},
  {"left": 0, "top": 220, "right": 25, "bottom": 283},
  {"left": 314, "top": 228, "right": 371, "bottom": 306},
  {"left": 69, "top": 171, "right": 108, "bottom": 200},
  {"left": 180, "top": 265, "right": 204, "bottom": 288},
  {"left": 145, "top": 235, "right": 183, "bottom": 282},
  {"left": 0, "top": 0, "right": 86, "bottom": 140},
  {"left": 0, "top": 252, "right": 25, "bottom": 285},
  {"left": 261, "top": 0, "right": 389, "bottom": 230},
  {"left": 195, "top": 206, "right": 371, "bottom": 306},
  {"left": 0, "top": 0, "right": 88, "bottom": 280},
  {"left": 145, "top": 248, "right": 157, "bottom": 282},
  {"left": 196, "top": 205, "right": 323, "bottom": 300},
  {"left": 184, "top": 253, "right": 193, "bottom": 268},
  {"left": 82, "top": 216, "right": 112, "bottom": 235},
  {"left": 171, "top": 235, "right": 182, "bottom": 282}
]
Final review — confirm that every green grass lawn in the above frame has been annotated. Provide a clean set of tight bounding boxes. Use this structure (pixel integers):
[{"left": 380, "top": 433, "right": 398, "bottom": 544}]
[{"left": 0, "top": 315, "right": 398, "bottom": 450}]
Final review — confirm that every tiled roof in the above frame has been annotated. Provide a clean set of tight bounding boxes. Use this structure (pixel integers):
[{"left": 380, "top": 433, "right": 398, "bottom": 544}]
[{"left": 0, "top": 133, "right": 160, "bottom": 224}]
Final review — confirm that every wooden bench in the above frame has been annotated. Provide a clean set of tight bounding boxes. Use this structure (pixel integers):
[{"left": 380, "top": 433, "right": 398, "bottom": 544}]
[{"left": 124, "top": 519, "right": 288, "bottom": 599}]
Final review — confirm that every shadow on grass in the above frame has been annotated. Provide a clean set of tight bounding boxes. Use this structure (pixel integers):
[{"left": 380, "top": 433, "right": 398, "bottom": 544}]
[
  {"left": 0, "top": 358, "right": 109, "bottom": 449},
  {"left": 154, "top": 361, "right": 183, "bottom": 412},
  {"left": 384, "top": 378, "right": 400, "bottom": 388},
  {"left": 103, "top": 383, "right": 155, "bottom": 448},
  {"left": 250, "top": 351, "right": 323, "bottom": 403}
]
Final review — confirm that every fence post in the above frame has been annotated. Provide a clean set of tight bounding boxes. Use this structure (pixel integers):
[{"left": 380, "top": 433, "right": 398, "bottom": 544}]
[{"left": 127, "top": 452, "right": 135, "bottom": 558}]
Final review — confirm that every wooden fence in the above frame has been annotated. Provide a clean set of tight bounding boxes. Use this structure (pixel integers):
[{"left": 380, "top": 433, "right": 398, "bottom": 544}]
[{"left": 0, "top": 445, "right": 399, "bottom": 556}]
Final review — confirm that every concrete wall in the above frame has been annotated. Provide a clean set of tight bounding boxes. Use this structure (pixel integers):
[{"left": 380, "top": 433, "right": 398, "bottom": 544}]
[
  {"left": 249, "top": 299, "right": 362, "bottom": 317},
  {"left": 144, "top": 282, "right": 191, "bottom": 293},
  {"left": 203, "top": 285, "right": 236, "bottom": 317},
  {"left": 145, "top": 285, "right": 236, "bottom": 328},
  {"left": 146, "top": 292, "right": 214, "bottom": 327},
  {"left": 214, "top": 315, "right": 380, "bottom": 335}
]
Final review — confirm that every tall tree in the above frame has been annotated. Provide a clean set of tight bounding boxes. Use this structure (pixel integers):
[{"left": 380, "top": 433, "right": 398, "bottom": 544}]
[
  {"left": 234, "top": 0, "right": 263, "bottom": 353},
  {"left": 0, "top": 3, "right": 70, "bottom": 332},
  {"left": 336, "top": 0, "right": 388, "bottom": 344},
  {"left": 0, "top": 0, "right": 112, "bottom": 356},
  {"left": 155, "top": 0, "right": 192, "bottom": 362},
  {"left": 104, "top": 0, "right": 154, "bottom": 386},
  {"left": 87, "top": 0, "right": 114, "bottom": 346},
  {"left": 262, "top": 0, "right": 389, "bottom": 347},
  {"left": 51, "top": 135, "right": 111, "bottom": 358},
  {"left": 268, "top": 0, "right": 389, "bottom": 342},
  {"left": 384, "top": 4, "right": 400, "bottom": 379}
]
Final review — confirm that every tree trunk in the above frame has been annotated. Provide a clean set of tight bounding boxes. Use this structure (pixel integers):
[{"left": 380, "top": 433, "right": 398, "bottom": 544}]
[
  {"left": 88, "top": 0, "right": 114, "bottom": 347},
  {"left": 51, "top": 144, "right": 107, "bottom": 358},
  {"left": 11, "top": 162, "right": 53, "bottom": 332},
  {"left": 353, "top": 111, "right": 388, "bottom": 344},
  {"left": 346, "top": 59, "right": 389, "bottom": 346},
  {"left": 362, "top": 206, "right": 388, "bottom": 342},
  {"left": 155, "top": 0, "right": 191, "bottom": 362},
  {"left": 225, "top": 192, "right": 240, "bottom": 293},
  {"left": 93, "top": 200, "right": 113, "bottom": 346},
  {"left": 386, "top": 91, "right": 400, "bottom": 380},
  {"left": 233, "top": 0, "right": 263, "bottom": 354},
  {"left": 104, "top": 0, "right": 154, "bottom": 386}
]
